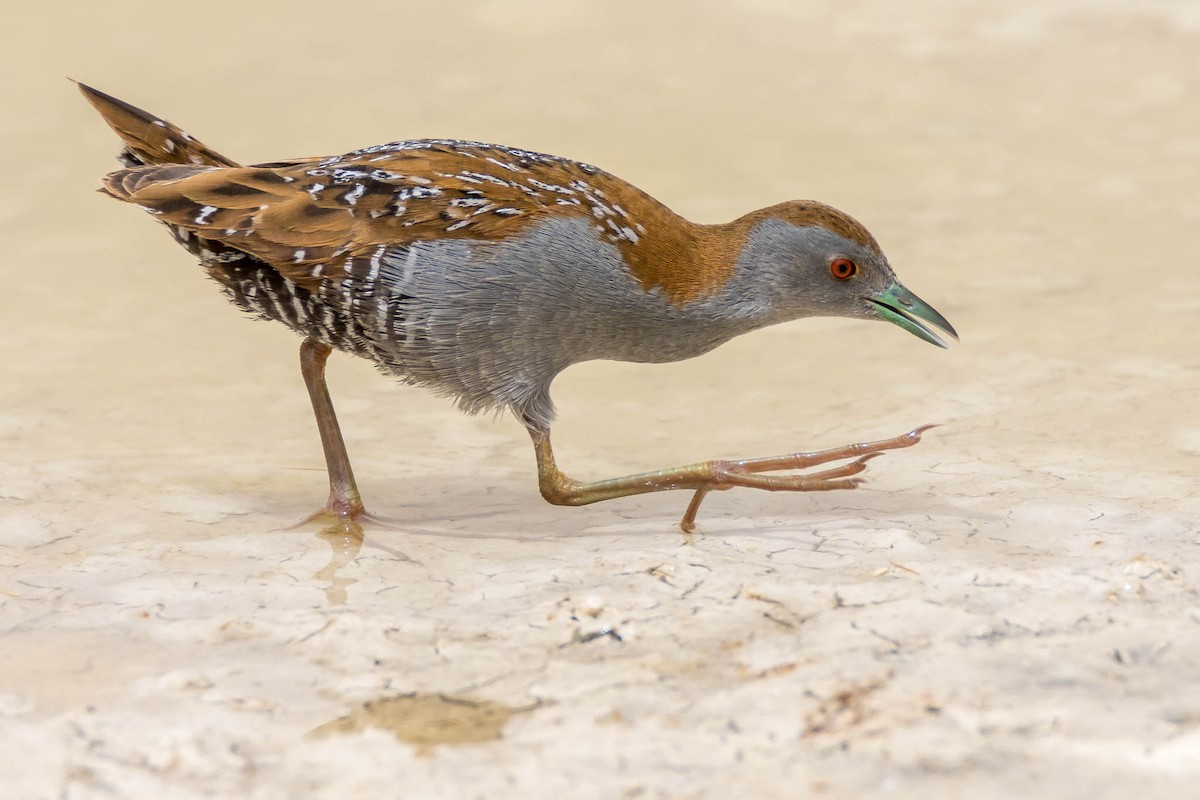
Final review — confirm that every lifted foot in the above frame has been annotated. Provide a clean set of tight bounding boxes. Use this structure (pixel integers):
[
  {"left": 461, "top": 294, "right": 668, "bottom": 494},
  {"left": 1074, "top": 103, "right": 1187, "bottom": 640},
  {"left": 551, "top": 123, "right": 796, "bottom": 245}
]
[
  {"left": 529, "top": 424, "right": 939, "bottom": 533},
  {"left": 678, "top": 425, "right": 937, "bottom": 532}
]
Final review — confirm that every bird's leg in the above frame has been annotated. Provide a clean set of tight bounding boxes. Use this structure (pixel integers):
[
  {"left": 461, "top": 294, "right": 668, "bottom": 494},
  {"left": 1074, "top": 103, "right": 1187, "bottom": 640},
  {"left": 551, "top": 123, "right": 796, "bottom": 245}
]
[
  {"left": 529, "top": 425, "right": 936, "bottom": 533},
  {"left": 296, "top": 338, "right": 367, "bottom": 525}
]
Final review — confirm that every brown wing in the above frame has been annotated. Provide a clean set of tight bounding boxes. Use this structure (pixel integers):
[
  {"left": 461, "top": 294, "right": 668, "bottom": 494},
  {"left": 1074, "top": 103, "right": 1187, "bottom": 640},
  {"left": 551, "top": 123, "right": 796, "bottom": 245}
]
[{"left": 98, "top": 140, "right": 655, "bottom": 290}]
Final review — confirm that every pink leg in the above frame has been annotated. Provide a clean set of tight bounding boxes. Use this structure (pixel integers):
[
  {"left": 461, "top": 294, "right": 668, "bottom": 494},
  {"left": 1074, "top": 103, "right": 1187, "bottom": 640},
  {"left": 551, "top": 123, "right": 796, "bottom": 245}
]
[
  {"left": 530, "top": 426, "right": 938, "bottom": 532},
  {"left": 295, "top": 338, "right": 371, "bottom": 527}
]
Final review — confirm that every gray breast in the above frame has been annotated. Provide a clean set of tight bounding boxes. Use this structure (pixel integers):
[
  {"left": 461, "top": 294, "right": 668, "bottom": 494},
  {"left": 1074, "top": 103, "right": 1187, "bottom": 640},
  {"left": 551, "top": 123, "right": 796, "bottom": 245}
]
[
  {"left": 340, "top": 217, "right": 761, "bottom": 429},
  {"left": 214, "top": 216, "right": 768, "bottom": 430}
]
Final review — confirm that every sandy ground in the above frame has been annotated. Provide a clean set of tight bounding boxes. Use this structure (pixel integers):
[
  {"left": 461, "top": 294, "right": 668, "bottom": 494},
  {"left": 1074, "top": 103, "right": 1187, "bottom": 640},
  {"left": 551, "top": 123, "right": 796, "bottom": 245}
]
[{"left": 2, "top": 1, "right": 1198, "bottom": 798}]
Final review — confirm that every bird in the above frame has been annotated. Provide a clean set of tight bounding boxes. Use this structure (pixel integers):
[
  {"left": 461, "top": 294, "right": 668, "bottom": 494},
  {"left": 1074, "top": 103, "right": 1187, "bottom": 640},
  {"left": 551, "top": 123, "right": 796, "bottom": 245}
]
[{"left": 79, "top": 83, "right": 957, "bottom": 533}]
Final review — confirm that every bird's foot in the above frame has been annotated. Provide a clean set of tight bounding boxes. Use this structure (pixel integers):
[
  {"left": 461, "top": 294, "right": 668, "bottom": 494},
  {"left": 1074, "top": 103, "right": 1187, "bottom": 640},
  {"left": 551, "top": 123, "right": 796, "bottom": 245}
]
[
  {"left": 289, "top": 492, "right": 401, "bottom": 532},
  {"left": 678, "top": 424, "right": 938, "bottom": 532}
]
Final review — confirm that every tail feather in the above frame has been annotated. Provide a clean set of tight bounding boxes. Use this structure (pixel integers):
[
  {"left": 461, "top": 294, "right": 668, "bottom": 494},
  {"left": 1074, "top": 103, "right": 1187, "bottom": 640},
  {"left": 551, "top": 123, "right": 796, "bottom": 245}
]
[
  {"left": 104, "top": 163, "right": 210, "bottom": 200},
  {"left": 76, "top": 81, "right": 239, "bottom": 169}
]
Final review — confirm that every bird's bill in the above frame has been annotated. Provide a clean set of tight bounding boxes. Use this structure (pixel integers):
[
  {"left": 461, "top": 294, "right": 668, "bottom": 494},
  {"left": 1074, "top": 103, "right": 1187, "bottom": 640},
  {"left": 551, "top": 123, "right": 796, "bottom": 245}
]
[{"left": 865, "top": 282, "right": 959, "bottom": 348}]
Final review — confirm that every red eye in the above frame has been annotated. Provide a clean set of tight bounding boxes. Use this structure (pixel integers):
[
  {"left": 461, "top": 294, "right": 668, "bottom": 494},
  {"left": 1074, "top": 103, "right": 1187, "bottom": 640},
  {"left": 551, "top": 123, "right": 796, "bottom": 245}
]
[{"left": 829, "top": 258, "right": 858, "bottom": 280}]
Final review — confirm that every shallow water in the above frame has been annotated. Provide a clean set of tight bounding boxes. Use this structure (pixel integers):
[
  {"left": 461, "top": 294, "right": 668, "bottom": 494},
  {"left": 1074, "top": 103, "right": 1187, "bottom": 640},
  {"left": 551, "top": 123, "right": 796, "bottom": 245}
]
[{"left": 2, "top": 2, "right": 1198, "bottom": 798}]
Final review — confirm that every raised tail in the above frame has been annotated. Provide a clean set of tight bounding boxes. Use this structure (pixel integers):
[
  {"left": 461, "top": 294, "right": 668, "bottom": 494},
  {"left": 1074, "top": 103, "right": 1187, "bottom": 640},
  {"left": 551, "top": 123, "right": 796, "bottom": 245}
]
[{"left": 77, "top": 82, "right": 240, "bottom": 169}]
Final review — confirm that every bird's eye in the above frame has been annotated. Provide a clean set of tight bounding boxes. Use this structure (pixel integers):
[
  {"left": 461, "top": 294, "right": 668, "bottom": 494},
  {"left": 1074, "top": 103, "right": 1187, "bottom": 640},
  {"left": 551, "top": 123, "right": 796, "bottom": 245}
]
[{"left": 829, "top": 258, "right": 858, "bottom": 280}]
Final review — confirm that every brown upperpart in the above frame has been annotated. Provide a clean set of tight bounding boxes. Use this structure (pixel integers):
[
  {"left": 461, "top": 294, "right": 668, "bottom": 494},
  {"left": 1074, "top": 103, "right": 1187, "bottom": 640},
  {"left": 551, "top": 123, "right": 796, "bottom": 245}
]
[{"left": 82, "top": 83, "right": 881, "bottom": 306}]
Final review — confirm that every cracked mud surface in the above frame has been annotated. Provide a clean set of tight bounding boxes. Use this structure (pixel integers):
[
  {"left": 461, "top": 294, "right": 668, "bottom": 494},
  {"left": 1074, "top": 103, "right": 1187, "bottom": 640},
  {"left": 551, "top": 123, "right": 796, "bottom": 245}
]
[{"left": 2, "top": 1, "right": 1199, "bottom": 797}]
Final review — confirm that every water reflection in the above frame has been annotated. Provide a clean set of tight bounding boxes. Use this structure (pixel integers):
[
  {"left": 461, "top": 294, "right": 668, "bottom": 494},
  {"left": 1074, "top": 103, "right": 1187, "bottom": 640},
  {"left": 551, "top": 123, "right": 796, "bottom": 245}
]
[
  {"left": 307, "top": 518, "right": 419, "bottom": 604},
  {"left": 312, "top": 522, "right": 365, "bottom": 605}
]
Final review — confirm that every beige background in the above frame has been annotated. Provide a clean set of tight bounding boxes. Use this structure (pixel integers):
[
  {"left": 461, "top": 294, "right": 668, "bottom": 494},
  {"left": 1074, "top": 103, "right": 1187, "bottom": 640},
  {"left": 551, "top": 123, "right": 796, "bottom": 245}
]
[{"left": 2, "top": 1, "right": 1198, "bottom": 798}]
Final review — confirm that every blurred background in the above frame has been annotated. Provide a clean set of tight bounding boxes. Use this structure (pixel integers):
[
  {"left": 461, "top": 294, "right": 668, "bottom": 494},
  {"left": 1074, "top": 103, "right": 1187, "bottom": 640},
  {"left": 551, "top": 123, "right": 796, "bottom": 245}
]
[{"left": 2, "top": 2, "right": 1198, "bottom": 798}]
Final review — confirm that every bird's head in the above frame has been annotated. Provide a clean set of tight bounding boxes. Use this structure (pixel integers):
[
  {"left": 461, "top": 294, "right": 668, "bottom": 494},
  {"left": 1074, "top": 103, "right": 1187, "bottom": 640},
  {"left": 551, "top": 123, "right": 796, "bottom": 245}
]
[{"left": 730, "top": 201, "right": 957, "bottom": 347}]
